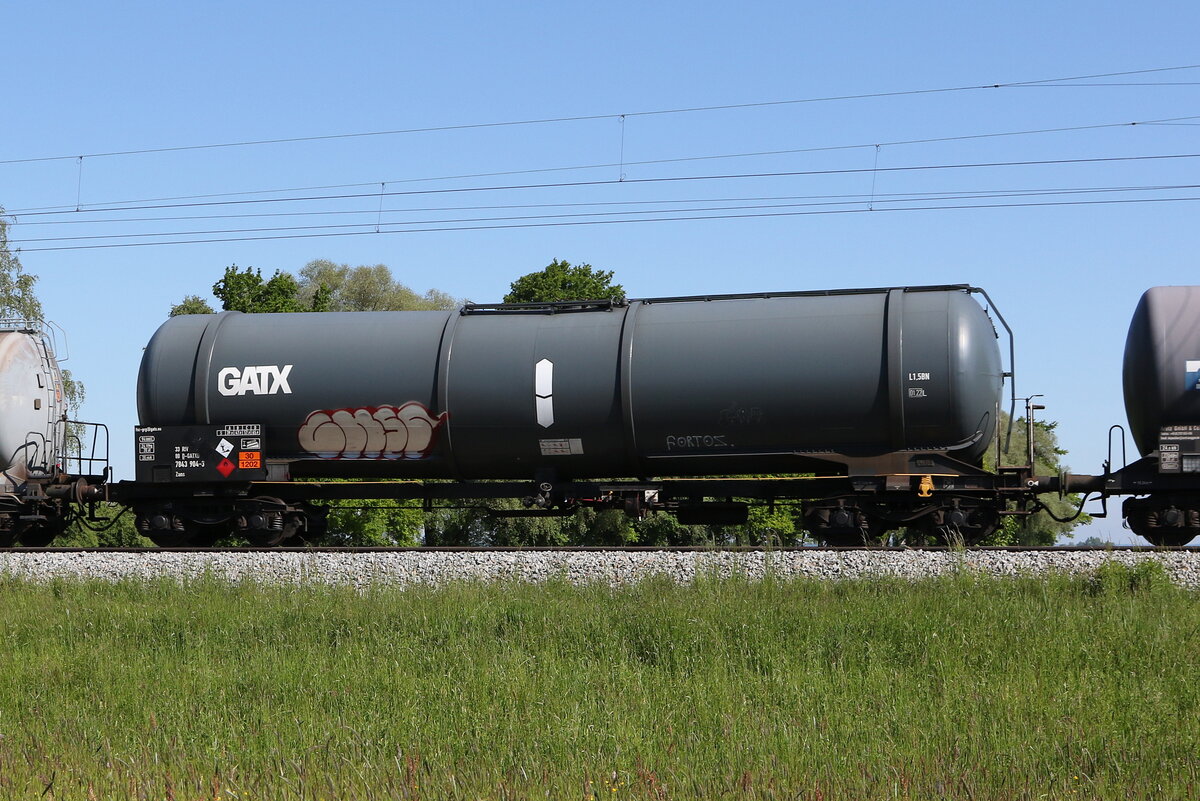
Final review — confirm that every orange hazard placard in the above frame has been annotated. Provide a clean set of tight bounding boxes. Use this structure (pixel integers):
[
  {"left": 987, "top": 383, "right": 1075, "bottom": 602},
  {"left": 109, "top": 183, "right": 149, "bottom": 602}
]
[{"left": 238, "top": 451, "right": 262, "bottom": 469}]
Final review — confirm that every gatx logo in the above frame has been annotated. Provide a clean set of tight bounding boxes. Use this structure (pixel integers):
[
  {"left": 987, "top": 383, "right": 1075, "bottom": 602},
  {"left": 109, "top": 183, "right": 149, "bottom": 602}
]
[{"left": 217, "top": 365, "right": 293, "bottom": 396}]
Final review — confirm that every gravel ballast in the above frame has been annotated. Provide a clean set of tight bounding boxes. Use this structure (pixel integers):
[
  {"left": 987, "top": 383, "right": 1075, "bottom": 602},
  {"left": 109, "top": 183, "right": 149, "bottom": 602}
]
[{"left": 1, "top": 549, "right": 1198, "bottom": 588}]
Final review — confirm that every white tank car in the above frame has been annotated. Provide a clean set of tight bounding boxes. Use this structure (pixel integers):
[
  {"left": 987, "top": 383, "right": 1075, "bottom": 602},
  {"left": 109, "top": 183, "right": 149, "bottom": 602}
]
[{"left": 0, "top": 321, "right": 65, "bottom": 489}]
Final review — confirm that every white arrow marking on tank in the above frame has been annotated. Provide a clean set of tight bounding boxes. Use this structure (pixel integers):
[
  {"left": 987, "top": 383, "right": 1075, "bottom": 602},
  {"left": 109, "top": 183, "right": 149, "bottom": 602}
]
[{"left": 535, "top": 358, "right": 554, "bottom": 428}]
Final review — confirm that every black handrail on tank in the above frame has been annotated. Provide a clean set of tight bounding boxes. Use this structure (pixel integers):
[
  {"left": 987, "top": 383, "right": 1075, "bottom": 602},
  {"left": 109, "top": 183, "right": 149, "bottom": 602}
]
[
  {"left": 637, "top": 284, "right": 976, "bottom": 304},
  {"left": 461, "top": 299, "right": 627, "bottom": 314},
  {"left": 461, "top": 284, "right": 988, "bottom": 313}
]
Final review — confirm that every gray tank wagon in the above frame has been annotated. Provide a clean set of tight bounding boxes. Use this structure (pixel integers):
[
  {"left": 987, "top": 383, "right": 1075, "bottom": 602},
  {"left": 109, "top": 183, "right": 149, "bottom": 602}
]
[
  {"left": 138, "top": 285, "right": 1004, "bottom": 480},
  {"left": 128, "top": 285, "right": 1025, "bottom": 545}
]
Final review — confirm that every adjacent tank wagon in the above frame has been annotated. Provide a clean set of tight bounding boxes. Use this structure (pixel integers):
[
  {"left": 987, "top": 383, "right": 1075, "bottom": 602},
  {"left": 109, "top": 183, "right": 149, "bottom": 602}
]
[
  {"left": 1115, "top": 286, "right": 1200, "bottom": 545},
  {"left": 0, "top": 321, "right": 104, "bottom": 545}
]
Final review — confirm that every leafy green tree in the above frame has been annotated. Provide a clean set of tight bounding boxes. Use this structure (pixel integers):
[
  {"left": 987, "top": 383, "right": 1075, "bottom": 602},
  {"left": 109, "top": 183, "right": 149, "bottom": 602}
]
[
  {"left": 982, "top": 413, "right": 1091, "bottom": 545},
  {"left": 0, "top": 213, "right": 43, "bottom": 322},
  {"left": 425, "top": 501, "right": 571, "bottom": 547},
  {"left": 0, "top": 207, "right": 85, "bottom": 422},
  {"left": 212, "top": 265, "right": 309, "bottom": 313},
  {"left": 58, "top": 503, "right": 151, "bottom": 547},
  {"left": 296, "top": 259, "right": 459, "bottom": 311},
  {"left": 740, "top": 505, "right": 803, "bottom": 545},
  {"left": 169, "top": 294, "right": 215, "bottom": 316},
  {"left": 171, "top": 260, "right": 458, "bottom": 317},
  {"left": 504, "top": 259, "right": 625, "bottom": 304},
  {"left": 323, "top": 499, "right": 423, "bottom": 546},
  {"left": 425, "top": 502, "right": 643, "bottom": 547},
  {"left": 630, "top": 512, "right": 714, "bottom": 546}
]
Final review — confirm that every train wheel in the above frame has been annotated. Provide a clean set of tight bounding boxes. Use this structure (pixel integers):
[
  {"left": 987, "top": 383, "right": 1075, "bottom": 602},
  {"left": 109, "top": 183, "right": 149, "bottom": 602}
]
[
  {"left": 804, "top": 501, "right": 890, "bottom": 546},
  {"left": 1142, "top": 530, "right": 1196, "bottom": 547},
  {"left": 137, "top": 506, "right": 232, "bottom": 547},
  {"left": 236, "top": 497, "right": 299, "bottom": 546},
  {"left": 17, "top": 526, "right": 59, "bottom": 548},
  {"left": 145, "top": 525, "right": 227, "bottom": 548},
  {"left": 914, "top": 501, "right": 1001, "bottom": 546},
  {"left": 818, "top": 528, "right": 887, "bottom": 547},
  {"left": 1124, "top": 496, "right": 1200, "bottom": 547}
]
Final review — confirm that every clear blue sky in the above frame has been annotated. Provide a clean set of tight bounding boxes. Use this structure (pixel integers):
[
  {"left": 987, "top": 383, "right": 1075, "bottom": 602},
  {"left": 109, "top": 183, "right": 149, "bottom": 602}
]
[{"left": 5, "top": 1, "right": 1199, "bottom": 543}]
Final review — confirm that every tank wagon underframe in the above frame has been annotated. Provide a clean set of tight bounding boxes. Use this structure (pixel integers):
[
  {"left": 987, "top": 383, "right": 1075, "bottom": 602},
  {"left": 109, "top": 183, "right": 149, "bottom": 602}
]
[{"left": 110, "top": 458, "right": 1055, "bottom": 547}]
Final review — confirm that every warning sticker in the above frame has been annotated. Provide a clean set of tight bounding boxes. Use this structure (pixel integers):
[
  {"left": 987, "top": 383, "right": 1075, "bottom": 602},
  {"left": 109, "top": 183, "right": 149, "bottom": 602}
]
[
  {"left": 216, "top": 424, "right": 262, "bottom": 437},
  {"left": 241, "top": 437, "right": 261, "bottom": 450},
  {"left": 238, "top": 451, "right": 262, "bottom": 469},
  {"left": 216, "top": 458, "right": 236, "bottom": 478},
  {"left": 215, "top": 438, "right": 234, "bottom": 457}
]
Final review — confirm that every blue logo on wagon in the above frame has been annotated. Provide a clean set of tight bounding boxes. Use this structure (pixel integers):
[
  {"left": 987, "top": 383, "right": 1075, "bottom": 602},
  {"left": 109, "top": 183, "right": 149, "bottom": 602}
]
[{"left": 1187, "top": 360, "right": 1200, "bottom": 391}]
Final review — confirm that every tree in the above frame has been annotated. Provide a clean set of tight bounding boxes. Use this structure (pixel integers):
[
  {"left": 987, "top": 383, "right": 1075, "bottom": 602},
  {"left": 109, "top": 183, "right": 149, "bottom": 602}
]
[
  {"left": 983, "top": 412, "right": 1091, "bottom": 545},
  {"left": 0, "top": 206, "right": 85, "bottom": 422},
  {"left": 171, "top": 260, "right": 459, "bottom": 317},
  {"left": 0, "top": 213, "right": 43, "bottom": 321},
  {"left": 169, "top": 295, "right": 215, "bottom": 316},
  {"left": 58, "top": 503, "right": 150, "bottom": 547},
  {"left": 504, "top": 259, "right": 625, "bottom": 304},
  {"left": 212, "top": 265, "right": 309, "bottom": 313},
  {"left": 323, "top": 499, "right": 423, "bottom": 546},
  {"left": 296, "top": 259, "right": 458, "bottom": 311}
]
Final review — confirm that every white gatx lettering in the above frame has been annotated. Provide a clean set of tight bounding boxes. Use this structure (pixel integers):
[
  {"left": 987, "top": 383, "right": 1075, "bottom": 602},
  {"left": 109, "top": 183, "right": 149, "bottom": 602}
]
[{"left": 216, "top": 365, "right": 294, "bottom": 396}]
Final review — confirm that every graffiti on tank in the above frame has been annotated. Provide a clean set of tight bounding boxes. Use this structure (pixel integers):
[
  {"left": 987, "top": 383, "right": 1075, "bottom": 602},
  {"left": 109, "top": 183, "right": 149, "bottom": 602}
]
[
  {"left": 666, "top": 434, "right": 731, "bottom": 451},
  {"left": 298, "top": 402, "right": 448, "bottom": 459}
]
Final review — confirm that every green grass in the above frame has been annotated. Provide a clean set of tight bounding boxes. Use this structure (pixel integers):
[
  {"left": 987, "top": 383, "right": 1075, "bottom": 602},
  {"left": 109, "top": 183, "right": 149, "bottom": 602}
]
[{"left": 0, "top": 565, "right": 1196, "bottom": 799}]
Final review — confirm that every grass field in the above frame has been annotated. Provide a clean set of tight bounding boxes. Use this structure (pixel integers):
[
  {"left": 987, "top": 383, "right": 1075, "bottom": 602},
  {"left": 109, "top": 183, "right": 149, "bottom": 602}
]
[{"left": 0, "top": 564, "right": 1196, "bottom": 800}]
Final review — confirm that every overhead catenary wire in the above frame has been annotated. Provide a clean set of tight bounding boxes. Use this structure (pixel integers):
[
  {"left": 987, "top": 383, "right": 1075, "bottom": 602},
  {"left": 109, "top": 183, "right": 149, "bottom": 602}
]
[
  {"left": 12, "top": 182, "right": 1196, "bottom": 227},
  {"left": 13, "top": 193, "right": 1200, "bottom": 253},
  {"left": 12, "top": 185, "right": 1200, "bottom": 245},
  {"left": 7, "top": 151, "right": 1200, "bottom": 221},
  {"left": 1, "top": 64, "right": 1197, "bottom": 167},
  {"left": 6, "top": 113, "right": 1199, "bottom": 216}
]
